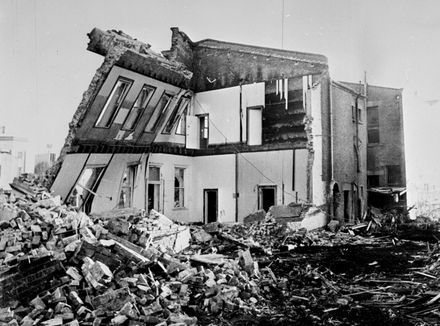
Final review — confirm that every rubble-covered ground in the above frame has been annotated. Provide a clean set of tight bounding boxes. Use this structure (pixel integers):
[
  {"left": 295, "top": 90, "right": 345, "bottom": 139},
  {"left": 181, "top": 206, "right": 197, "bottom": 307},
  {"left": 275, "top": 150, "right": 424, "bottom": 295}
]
[{"left": 2, "top": 177, "right": 440, "bottom": 325}]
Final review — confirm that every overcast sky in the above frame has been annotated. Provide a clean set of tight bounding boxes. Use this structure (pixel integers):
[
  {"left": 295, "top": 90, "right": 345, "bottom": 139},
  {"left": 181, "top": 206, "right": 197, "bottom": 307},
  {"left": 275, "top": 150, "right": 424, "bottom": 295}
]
[{"left": 1, "top": 0, "right": 439, "bottom": 193}]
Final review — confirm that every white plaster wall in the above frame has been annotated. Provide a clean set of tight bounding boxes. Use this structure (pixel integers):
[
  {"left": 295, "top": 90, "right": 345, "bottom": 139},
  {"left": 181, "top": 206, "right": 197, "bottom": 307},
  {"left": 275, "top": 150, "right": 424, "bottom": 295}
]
[
  {"left": 237, "top": 150, "right": 296, "bottom": 219},
  {"left": 192, "top": 154, "right": 236, "bottom": 223},
  {"left": 310, "top": 84, "right": 326, "bottom": 206},
  {"left": 51, "top": 153, "right": 88, "bottom": 200},
  {"left": 294, "top": 149, "right": 308, "bottom": 203},
  {"left": 193, "top": 87, "right": 240, "bottom": 144},
  {"left": 242, "top": 83, "right": 265, "bottom": 143}
]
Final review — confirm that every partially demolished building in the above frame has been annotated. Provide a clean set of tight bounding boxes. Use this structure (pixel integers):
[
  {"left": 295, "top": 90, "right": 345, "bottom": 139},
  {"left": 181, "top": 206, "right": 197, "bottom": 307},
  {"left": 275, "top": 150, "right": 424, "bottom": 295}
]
[{"left": 51, "top": 27, "right": 403, "bottom": 223}]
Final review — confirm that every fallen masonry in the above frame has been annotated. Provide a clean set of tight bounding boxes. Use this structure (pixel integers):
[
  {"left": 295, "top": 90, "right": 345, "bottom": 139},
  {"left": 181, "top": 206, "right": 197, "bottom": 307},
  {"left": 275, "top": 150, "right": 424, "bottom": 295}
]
[{"left": 2, "top": 178, "right": 440, "bottom": 325}]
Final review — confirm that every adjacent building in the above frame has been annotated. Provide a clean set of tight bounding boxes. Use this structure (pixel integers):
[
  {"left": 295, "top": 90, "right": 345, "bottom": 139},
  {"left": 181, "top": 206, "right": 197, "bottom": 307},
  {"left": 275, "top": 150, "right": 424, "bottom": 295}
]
[
  {"left": 342, "top": 82, "right": 407, "bottom": 209},
  {"left": 50, "top": 28, "right": 405, "bottom": 223},
  {"left": 0, "top": 128, "right": 29, "bottom": 190}
]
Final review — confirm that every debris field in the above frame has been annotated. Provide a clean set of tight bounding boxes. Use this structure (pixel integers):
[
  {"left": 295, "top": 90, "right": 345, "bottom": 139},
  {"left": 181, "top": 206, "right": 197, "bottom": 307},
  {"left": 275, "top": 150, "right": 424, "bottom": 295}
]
[{"left": 1, "top": 178, "right": 440, "bottom": 325}]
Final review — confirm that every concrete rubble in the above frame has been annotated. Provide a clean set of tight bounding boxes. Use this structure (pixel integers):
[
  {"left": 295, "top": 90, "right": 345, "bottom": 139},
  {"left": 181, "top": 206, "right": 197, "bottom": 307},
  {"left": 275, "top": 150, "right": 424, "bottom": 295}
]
[{"left": 2, "top": 177, "right": 440, "bottom": 325}]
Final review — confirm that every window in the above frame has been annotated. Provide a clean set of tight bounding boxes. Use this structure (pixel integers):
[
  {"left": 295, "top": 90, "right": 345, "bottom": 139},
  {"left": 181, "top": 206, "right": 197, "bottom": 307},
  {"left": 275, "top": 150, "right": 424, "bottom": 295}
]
[
  {"left": 352, "top": 106, "right": 356, "bottom": 122},
  {"left": 367, "top": 107, "right": 379, "bottom": 127},
  {"left": 67, "top": 166, "right": 105, "bottom": 214},
  {"left": 163, "top": 97, "right": 190, "bottom": 134},
  {"left": 118, "top": 165, "right": 138, "bottom": 208},
  {"left": 357, "top": 108, "right": 362, "bottom": 122},
  {"left": 148, "top": 166, "right": 161, "bottom": 212},
  {"left": 96, "top": 78, "right": 132, "bottom": 128},
  {"left": 174, "top": 168, "right": 185, "bottom": 208},
  {"left": 368, "top": 175, "right": 380, "bottom": 187},
  {"left": 175, "top": 108, "right": 187, "bottom": 135},
  {"left": 123, "top": 85, "right": 155, "bottom": 131},
  {"left": 368, "top": 129, "right": 380, "bottom": 144},
  {"left": 145, "top": 93, "right": 172, "bottom": 132},
  {"left": 387, "top": 165, "right": 401, "bottom": 186},
  {"left": 199, "top": 114, "right": 209, "bottom": 149},
  {"left": 367, "top": 107, "right": 379, "bottom": 144}
]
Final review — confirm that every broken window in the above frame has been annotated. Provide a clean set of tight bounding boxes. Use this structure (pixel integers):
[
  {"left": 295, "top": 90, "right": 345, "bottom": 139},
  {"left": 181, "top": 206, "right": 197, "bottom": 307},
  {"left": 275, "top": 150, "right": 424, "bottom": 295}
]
[
  {"left": 96, "top": 78, "right": 132, "bottom": 128},
  {"left": 145, "top": 93, "right": 172, "bottom": 132},
  {"left": 174, "top": 167, "right": 185, "bottom": 208},
  {"left": 123, "top": 85, "right": 155, "bottom": 131},
  {"left": 387, "top": 165, "right": 401, "bottom": 186},
  {"left": 118, "top": 165, "right": 138, "bottom": 208},
  {"left": 163, "top": 97, "right": 190, "bottom": 134},
  {"left": 67, "top": 166, "right": 105, "bottom": 214},
  {"left": 175, "top": 108, "right": 187, "bottom": 135},
  {"left": 148, "top": 166, "right": 161, "bottom": 212}
]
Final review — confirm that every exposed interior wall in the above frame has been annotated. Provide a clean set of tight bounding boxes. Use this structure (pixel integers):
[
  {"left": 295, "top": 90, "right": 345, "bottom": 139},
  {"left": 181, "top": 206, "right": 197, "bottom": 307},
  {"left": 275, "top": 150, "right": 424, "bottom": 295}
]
[
  {"left": 237, "top": 150, "right": 297, "bottom": 219},
  {"left": 192, "top": 155, "right": 236, "bottom": 223},
  {"left": 50, "top": 153, "right": 89, "bottom": 200},
  {"left": 193, "top": 87, "right": 240, "bottom": 145},
  {"left": 263, "top": 77, "right": 307, "bottom": 144}
]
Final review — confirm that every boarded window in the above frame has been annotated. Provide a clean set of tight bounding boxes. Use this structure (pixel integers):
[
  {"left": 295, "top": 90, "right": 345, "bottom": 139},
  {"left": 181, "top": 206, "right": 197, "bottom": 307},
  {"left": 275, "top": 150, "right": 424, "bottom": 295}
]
[
  {"left": 96, "top": 78, "right": 132, "bottom": 128},
  {"left": 118, "top": 165, "right": 138, "bottom": 208},
  {"left": 174, "top": 168, "right": 185, "bottom": 208},
  {"left": 145, "top": 93, "right": 172, "bottom": 132},
  {"left": 387, "top": 165, "right": 401, "bottom": 185},
  {"left": 123, "top": 85, "right": 155, "bottom": 130},
  {"left": 368, "top": 128, "right": 380, "bottom": 143}
]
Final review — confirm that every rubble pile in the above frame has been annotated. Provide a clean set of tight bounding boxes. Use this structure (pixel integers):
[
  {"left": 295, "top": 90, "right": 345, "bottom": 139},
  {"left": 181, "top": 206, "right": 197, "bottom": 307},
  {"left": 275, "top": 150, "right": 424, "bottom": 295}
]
[{"left": 3, "top": 183, "right": 440, "bottom": 325}]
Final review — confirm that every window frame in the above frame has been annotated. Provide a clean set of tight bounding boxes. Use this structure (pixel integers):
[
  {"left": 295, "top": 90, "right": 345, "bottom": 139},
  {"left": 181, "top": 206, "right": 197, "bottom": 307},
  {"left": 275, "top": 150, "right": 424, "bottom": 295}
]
[
  {"left": 144, "top": 92, "right": 173, "bottom": 133},
  {"left": 67, "top": 164, "right": 106, "bottom": 213},
  {"left": 175, "top": 107, "right": 188, "bottom": 135},
  {"left": 95, "top": 77, "right": 134, "bottom": 129},
  {"left": 162, "top": 97, "right": 190, "bottom": 135},
  {"left": 121, "top": 84, "right": 156, "bottom": 131},
  {"left": 174, "top": 167, "right": 185, "bottom": 208},
  {"left": 118, "top": 164, "right": 139, "bottom": 209}
]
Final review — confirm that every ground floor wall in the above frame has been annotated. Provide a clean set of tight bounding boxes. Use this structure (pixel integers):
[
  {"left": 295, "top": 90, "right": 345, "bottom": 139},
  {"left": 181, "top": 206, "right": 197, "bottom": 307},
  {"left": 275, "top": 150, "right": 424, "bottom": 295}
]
[{"left": 52, "top": 148, "right": 312, "bottom": 223}]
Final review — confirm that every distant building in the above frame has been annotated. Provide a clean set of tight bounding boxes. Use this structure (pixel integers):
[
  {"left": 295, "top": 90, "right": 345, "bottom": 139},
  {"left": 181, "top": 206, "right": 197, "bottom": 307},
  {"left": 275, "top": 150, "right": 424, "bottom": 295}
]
[
  {"left": 343, "top": 83, "right": 407, "bottom": 209},
  {"left": 0, "top": 127, "right": 29, "bottom": 189},
  {"left": 35, "top": 149, "right": 57, "bottom": 175}
]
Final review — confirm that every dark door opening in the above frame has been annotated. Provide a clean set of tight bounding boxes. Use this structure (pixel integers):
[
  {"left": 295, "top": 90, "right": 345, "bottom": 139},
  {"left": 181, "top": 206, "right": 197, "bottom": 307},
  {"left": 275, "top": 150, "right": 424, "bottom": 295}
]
[
  {"left": 258, "top": 186, "right": 276, "bottom": 212},
  {"left": 343, "top": 190, "right": 350, "bottom": 222},
  {"left": 204, "top": 189, "right": 218, "bottom": 223},
  {"left": 148, "top": 183, "right": 161, "bottom": 212}
]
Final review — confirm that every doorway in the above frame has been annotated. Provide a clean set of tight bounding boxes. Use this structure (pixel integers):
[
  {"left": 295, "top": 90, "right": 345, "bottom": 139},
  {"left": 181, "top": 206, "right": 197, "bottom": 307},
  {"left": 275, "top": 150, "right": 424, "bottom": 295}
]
[
  {"left": 204, "top": 189, "right": 218, "bottom": 223},
  {"left": 147, "top": 166, "right": 161, "bottom": 212},
  {"left": 343, "top": 190, "right": 350, "bottom": 222},
  {"left": 258, "top": 185, "right": 277, "bottom": 212}
]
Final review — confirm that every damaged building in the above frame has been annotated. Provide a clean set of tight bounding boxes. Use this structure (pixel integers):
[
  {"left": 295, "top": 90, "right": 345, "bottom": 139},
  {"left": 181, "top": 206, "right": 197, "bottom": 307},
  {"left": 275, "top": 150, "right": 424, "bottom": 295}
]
[{"left": 50, "top": 27, "right": 404, "bottom": 224}]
